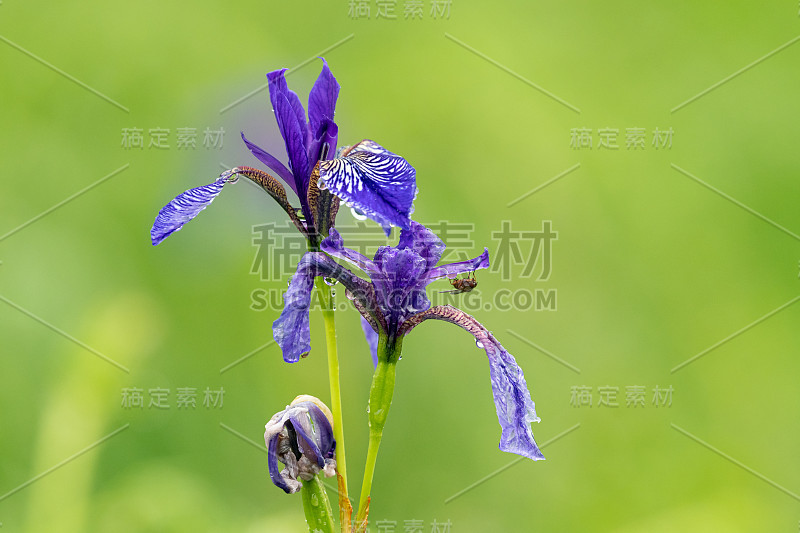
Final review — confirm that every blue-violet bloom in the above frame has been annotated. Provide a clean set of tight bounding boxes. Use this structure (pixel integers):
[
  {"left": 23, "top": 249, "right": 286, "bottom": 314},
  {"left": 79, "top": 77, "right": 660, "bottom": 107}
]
[
  {"left": 265, "top": 395, "right": 337, "bottom": 494},
  {"left": 272, "top": 222, "right": 544, "bottom": 461},
  {"left": 151, "top": 59, "right": 417, "bottom": 248}
]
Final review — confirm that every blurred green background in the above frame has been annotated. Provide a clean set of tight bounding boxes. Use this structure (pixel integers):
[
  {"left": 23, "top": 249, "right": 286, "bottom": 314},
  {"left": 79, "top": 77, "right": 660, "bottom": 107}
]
[{"left": 2, "top": 1, "right": 799, "bottom": 531}]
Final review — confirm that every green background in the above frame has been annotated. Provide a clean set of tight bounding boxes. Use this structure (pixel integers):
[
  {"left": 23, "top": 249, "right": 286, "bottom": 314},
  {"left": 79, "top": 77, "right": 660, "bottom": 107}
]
[{"left": 2, "top": 1, "right": 799, "bottom": 531}]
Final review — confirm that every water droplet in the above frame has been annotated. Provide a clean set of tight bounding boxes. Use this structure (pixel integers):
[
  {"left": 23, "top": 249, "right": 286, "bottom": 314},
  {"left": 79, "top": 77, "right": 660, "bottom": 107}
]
[
  {"left": 350, "top": 207, "right": 368, "bottom": 221},
  {"left": 310, "top": 493, "right": 319, "bottom": 507},
  {"left": 475, "top": 339, "right": 484, "bottom": 349},
  {"left": 324, "top": 277, "right": 338, "bottom": 287}
]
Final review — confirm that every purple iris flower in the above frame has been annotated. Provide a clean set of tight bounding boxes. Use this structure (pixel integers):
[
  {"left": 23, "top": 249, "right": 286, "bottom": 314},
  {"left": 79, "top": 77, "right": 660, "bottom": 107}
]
[
  {"left": 272, "top": 222, "right": 544, "bottom": 461},
  {"left": 150, "top": 59, "right": 417, "bottom": 247},
  {"left": 265, "top": 395, "right": 337, "bottom": 494}
]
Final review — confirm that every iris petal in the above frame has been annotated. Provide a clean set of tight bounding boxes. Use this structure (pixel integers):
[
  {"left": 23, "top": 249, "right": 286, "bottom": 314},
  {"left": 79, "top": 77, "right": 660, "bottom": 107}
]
[
  {"left": 240, "top": 132, "right": 297, "bottom": 193},
  {"left": 398, "top": 221, "right": 446, "bottom": 270},
  {"left": 264, "top": 400, "right": 336, "bottom": 493},
  {"left": 399, "top": 305, "right": 544, "bottom": 461},
  {"left": 273, "top": 252, "right": 373, "bottom": 362},
  {"left": 150, "top": 177, "right": 227, "bottom": 246},
  {"left": 321, "top": 229, "right": 377, "bottom": 274},
  {"left": 361, "top": 316, "right": 379, "bottom": 368},
  {"left": 267, "top": 69, "right": 309, "bottom": 147},
  {"left": 267, "top": 69, "right": 311, "bottom": 194},
  {"left": 274, "top": 95, "right": 311, "bottom": 195},
  {"left": 266, "top": 429, "right": 294, "bottom": 493},
  {"left": 307, "top": 58, "right": 340, "bottom": 138},
  {"left": 318, "top": 141, "right": 416, "bottom": 232},
  {"left": 424, "top": 248, "right": 490, "bottom": 283}
]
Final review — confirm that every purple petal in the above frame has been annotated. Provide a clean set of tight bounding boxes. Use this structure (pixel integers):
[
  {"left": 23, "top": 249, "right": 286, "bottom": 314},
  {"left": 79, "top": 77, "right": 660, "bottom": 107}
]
[
  {"left": 361, "top": 316, "right": 379, "bottom": 368},
  {"left": 400, "top": 306, "right": 544, "bottom": 461},
  {"left": 288, "top": 412, "right": 326, "bottom": 469},
  {"left": 268, "top": 69, "right": 309, "bottom": 146},
  {"left": 370, "top": 246, "right": 431, "bottom": 326},
  {"left": 398, "top": 221, "right": 446, "bottom": 270},
  {"left": 307, "top": 118, "right": 339, "bottom": 165},
  {"left": 272, "top": 259, "right": 315, "bottom": 363},
  {"left": 424, "top": 248, "right": 491, "bottom": 283},
  {"left": 268, "top": 69, "right": 311, "bottom": 191},
  {"left": 275, "top": 96, "right": 311, "bottom": 192},
  {"left": 273, "top": 252, "right": 372, "bottom": 363},
  {"left": 150, "top": 177, "right": 227, "bottom": 246},
  {"left": 264, "top": 400, "right": 336, "bottom": 493},
  {"left": 240, "top": 132, "right": 296, "bottom": 194},
  {"left": 321, "top": 228, "right": 377, "bottom": 274},
  {"left": 318, "top": 141, "right": 417, "bottom": 231},
  {"left": 343, "top": 139, "right": 400, "bottom": 157},
  {"left": 266, "top": 430, "right": 293, "bottom": 493},
  {"left": 305, "top": 403, "right": 336, "bottom": 460},
  {"left": 307, "top": 58, "right": 340, "bottom": 139}
]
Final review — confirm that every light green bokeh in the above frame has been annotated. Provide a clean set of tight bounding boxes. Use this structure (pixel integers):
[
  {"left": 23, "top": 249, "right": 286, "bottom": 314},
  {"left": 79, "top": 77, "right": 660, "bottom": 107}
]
[{"left": 1, "top": 1, "right": 799, "bottom": 531}]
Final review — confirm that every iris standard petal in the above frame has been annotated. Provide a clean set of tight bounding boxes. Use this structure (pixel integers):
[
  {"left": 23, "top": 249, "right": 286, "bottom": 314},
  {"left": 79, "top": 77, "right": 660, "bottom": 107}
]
[
  {"left": 150, "top": 177, "right": 227, "bottom": 246},
  {"left": 398, "top": 221, "right": 446, "bottom": 270},
  {"left": 361, "top": 315, "right": 379, "bottom": 368},
  {"left": 267, "top": 69, "right": 311, "bottom": 196},
  {"left": 370, "top": 247, "right": 431, "bottom": 326},
  {"left": 400, "top": 305, "right": 544, "bottom": 461},
  {"left": 240, "top": 132, "right": 296, "bottom": 193},
  {"left": 307, "top": 58, "right": 340, "bottom": 137},
  {"left": 274, "top": 95, "right": 311, "bottom": 194},
  {"left": 318, "top": 144, "right": 417, "bottom": 231},
  {"left": 307, "top": 118, "right": 339, "bottom": 165},
  {"left": 267, "top": 69, "right": 309, "bottom": 147}
]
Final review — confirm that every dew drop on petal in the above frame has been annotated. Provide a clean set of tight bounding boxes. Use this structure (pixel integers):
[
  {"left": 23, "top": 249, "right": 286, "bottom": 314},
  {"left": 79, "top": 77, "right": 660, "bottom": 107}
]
[
  {"left": 324, "top": 277, "right": 338, "bottom": 287},
  {"left": 350, "top": 207, "right": 368, "bottom": 221},
  {"left": 475, "top": 339, "right": 484, "bottom": 349}
]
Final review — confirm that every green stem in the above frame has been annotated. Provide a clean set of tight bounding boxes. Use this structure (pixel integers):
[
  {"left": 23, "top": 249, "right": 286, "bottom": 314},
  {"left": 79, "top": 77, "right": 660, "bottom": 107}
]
[
  {"left": 301, "top": 475, "right": 335, "bottom": 533},
  {"left": 315, "top": 279, "right": 349, "bottom": 500},
  {"left": 355, "top": 335, "right": 402, "bottom": 531}
]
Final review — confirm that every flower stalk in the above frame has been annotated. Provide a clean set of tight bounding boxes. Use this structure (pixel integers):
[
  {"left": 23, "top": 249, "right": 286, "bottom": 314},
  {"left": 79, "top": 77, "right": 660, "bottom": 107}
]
[
  {"left": 301, "top": 475, "right": 335, "bottom": 533},
  {"left": 314, "top": 277, "right": 351, "bottom": 517},
  {"left": 355, "top": 334, "right": 402, "bottom": 531}
]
